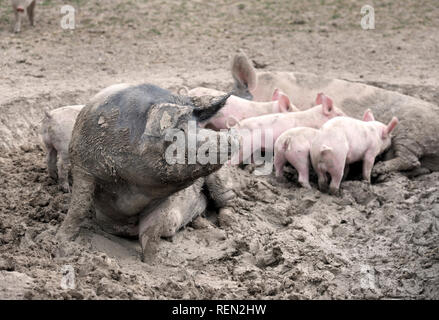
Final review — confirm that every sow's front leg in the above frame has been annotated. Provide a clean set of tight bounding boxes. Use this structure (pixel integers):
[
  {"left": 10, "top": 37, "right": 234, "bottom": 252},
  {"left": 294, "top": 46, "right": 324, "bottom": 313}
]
[
  {"left": 56, "top": 167, "right": 95, "bottom": 242},
  {"left": 372, "top": 139, "right": 422, "bottom": 177},
  {"left": 204, "top": 166, "right": 239, "bottom": 227},
  {"left": 139, "top": 179, "right": 206, "bottom": 262}
]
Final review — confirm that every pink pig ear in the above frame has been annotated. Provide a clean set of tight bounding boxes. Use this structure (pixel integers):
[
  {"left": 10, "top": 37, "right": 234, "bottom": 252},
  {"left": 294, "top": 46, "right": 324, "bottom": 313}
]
[
  {"left": 318, "top": 93, "right": 334, "bottom": 115},
  {"left": 277, "top": 92, "right": 291, "bottom": 112},
  {"left": 315, "top": 93, "right": 323, "bottom": 105},
  {"left": 382, "top": 117, "right": 399, "bottom": 138},
  {"left": 271, "top": 88, "right": 280, "bottom": 101},
  {"left": 362, "top": 109, "right": 375, "bottom": 122}
]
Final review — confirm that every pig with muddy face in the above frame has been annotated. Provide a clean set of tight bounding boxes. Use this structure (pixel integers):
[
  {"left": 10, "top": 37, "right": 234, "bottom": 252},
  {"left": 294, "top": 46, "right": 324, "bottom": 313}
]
[
  {"left": 41, "top": 105, "right": 85, "bottom": 193},
  {"left": 311, "top": 110, "right": 398, "bottom": 194},
  {"left": 231, "top": 52, "right": 439, "bottom": 177},
  {"left": 11, "top": 0, "right": 35, "bottom": 33},
  {"left": 56, "top": 84, "right": 238, "bottom": 261}
]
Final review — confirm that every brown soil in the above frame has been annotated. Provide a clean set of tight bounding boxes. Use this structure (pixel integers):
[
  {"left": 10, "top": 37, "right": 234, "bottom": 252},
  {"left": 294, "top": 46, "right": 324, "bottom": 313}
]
[{"left": 0, "top": 0, "right": 438, "bottom": 299}]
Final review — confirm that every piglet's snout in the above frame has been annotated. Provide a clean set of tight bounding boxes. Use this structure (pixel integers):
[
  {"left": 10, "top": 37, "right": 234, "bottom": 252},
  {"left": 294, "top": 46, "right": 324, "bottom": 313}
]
[{"left": 16, "top": 7, "right": 25, "bottom": 12}]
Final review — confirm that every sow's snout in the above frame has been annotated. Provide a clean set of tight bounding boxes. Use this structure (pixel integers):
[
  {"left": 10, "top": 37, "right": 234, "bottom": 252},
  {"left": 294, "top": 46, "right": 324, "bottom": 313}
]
[
  {"left": 190, "top": 92, "right": 240, "bottom": 164},
  {"left": 195, "top": 128, "right": 239, "bottom": 164}
]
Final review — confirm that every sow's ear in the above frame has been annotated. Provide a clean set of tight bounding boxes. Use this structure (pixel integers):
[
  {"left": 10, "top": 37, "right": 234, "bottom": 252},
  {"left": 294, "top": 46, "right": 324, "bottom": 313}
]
[
  {"left": 316, "top": 93, "right": 334, "bottom": 115},
  {"left": 382, "top": 117, "right": 399, "bottom": 138},
  {"left": 144, "top": 103, "right": 192, "bottom": 137},
  {"left": 192, "top": 92, "right": 232, "bottom": 122},
  {"left": 362, "top": 109, "right": 375, "bottom": 122},
  {"left": 231, "top": 51, "right": 257, "bottom": 91}
]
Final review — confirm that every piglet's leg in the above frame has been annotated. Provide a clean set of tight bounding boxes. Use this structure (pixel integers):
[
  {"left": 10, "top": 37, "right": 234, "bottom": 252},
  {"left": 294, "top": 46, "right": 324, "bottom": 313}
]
[
  {"left": 274, "top": 151, "right": 287, "bottom": 179},
  {"left": 57, "top": 152, "right": 70, "bottom": 193},
  {"left": 27, "top": 0, "right": 36, "bottom": 26},
  {"left": 363, "top": 152, "right": 377, "bottom": 183},
  {"left": 329, "top": 171, "right": 343, "bottom": 195},
  {"left": 46, "top": 148, "right": 58, "bottom": 180},
  {"left": 56, "top": 167, "right": 95, "bottom": 242},
  {"left": 317, "top": 170, "right": 328, "bottom": 192},
  {"left": 342, "top": 164, "right": 350, "bottom": 180},
  {"left": 328, "top": 159, "right": 346, "bottom": 195},
  {"left": 297, "top": 164, "right": 311, "bottom": 189},
  {"left": 14, "top": 12, "right": 22, "bottom": 33},
  {"left": 287, "top": 152, "right": 311, "bottom": 189}
]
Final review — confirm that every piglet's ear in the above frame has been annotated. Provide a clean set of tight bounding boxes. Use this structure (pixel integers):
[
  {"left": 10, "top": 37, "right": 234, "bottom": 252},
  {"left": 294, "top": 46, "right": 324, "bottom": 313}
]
[
  {"left": 362, "top": 109, "right": 375, "bottom": 122},
  {"left": 382, "top": 117, "right": 399, "bottom": 138},
  {"left": 278, "top": 92, "right": 291, "bottom": 112},
  {"left": 319, "top": 93, "right": 334, "bottom": 115},
  {"left": 315, "top": 93, "right": 323, "bottom": 106},
  {"left": 271, "top": 88, "right": 280, "bottom": 101}
]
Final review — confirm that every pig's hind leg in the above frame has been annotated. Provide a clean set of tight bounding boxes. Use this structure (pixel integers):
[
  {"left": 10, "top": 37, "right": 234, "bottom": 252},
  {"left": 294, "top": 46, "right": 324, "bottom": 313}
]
[
  {"left": 312, "top": 157, "right": 329, "bottom": 192},
  {"left": 27, "top": 0, "right": 36, "bottom": 26},
  {"left": 327, "top": 158, "right": 346, "bottom": 195},
  {"left": 46, "top": 147, "right": 58, "bottom": 180},
  {"left": 274, "top": 150, "right": 287, "bottom": 179},
  {"left": 286, "top": 150, "right": 311, "bottom": 189},
  {"left": 13, "top": 11, "right": 22, "bottom": 33},
  {"left": 57, "top": 152, "right": 70, "bottom": 193}
]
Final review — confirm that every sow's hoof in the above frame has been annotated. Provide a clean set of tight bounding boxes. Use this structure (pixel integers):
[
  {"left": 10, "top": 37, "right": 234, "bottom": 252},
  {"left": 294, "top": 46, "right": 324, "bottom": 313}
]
[
  {"left": 218, "top": 208, "right": 239, "bottom": 228},
  {"left": 55, "top": 238, "right": 84, "bottom": 258},
  {"left": 140, "top": 233, "right": 159, "bottom": 263}
]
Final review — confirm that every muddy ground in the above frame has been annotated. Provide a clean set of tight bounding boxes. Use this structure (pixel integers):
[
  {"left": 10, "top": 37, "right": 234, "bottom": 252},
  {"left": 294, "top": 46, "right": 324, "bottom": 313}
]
[{"left": 0, "top": 0, "right": 438, "bottom": 299}]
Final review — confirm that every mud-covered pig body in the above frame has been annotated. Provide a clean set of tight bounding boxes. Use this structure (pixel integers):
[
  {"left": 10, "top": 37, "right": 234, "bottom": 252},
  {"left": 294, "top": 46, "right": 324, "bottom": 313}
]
[{"left": 56, "top": 83, "right": 237, "bottom": 260}]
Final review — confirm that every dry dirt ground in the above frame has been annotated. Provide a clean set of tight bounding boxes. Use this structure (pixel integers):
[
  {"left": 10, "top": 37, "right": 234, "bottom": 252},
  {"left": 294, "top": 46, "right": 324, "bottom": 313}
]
[{"left": 0, "top": 0, "right": 438, "bottom": 299}]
